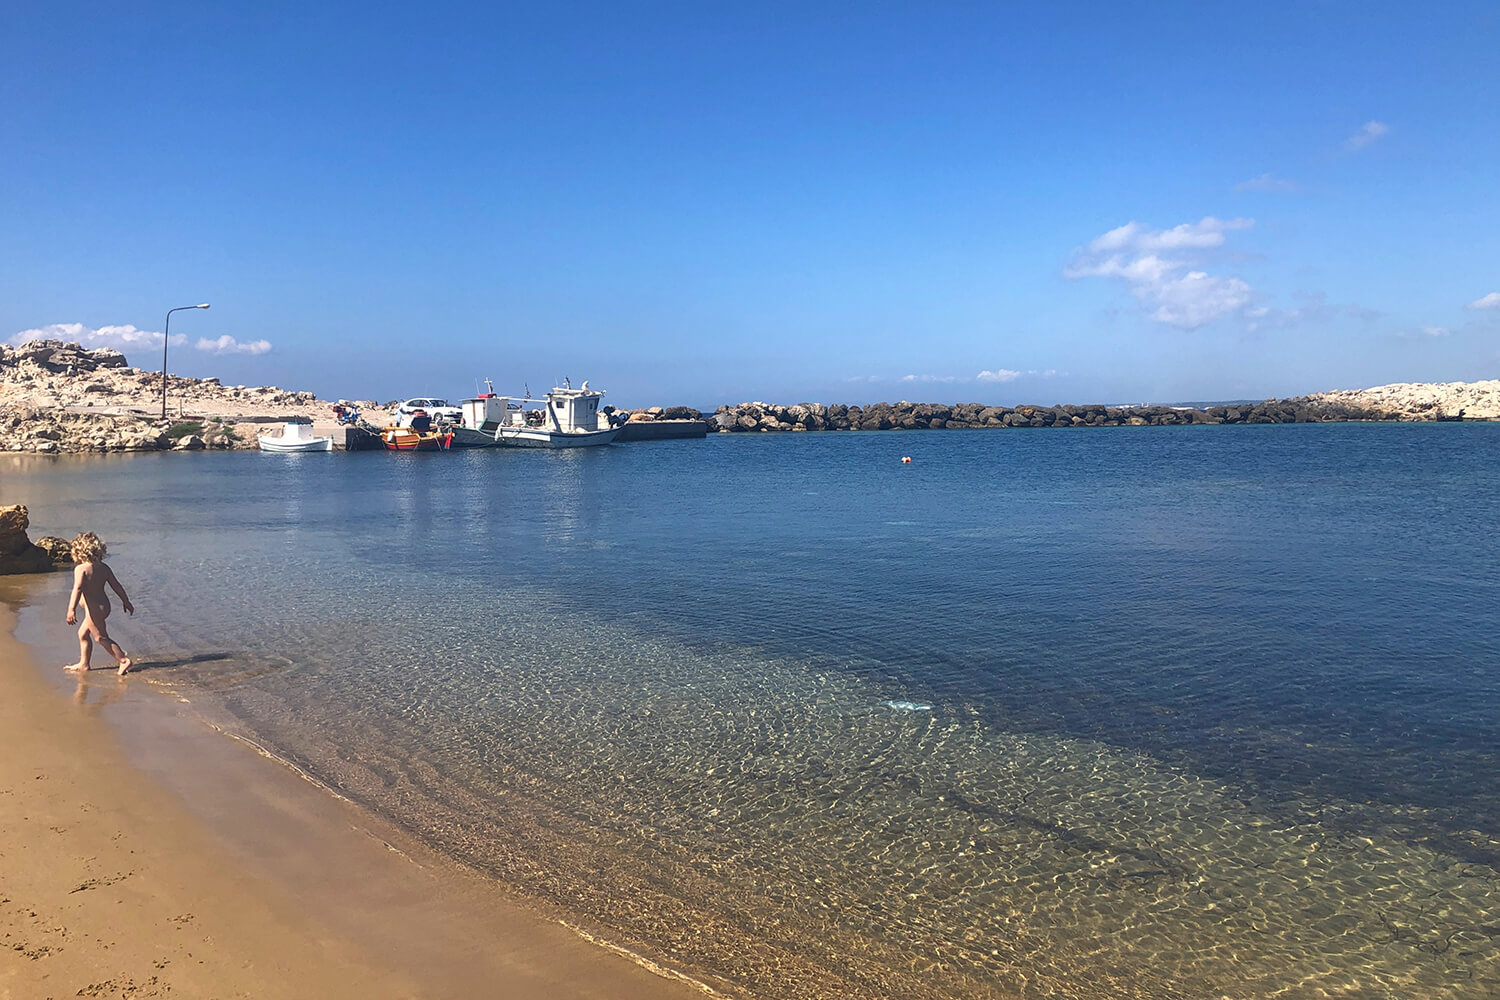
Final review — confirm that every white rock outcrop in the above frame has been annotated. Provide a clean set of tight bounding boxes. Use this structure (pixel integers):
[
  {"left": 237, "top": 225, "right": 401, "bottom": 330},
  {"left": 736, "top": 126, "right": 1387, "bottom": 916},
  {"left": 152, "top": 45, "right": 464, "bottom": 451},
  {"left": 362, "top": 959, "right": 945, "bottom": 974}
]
[{"left": 1306, "top": 380, "right": 1500, "bottom": 421}]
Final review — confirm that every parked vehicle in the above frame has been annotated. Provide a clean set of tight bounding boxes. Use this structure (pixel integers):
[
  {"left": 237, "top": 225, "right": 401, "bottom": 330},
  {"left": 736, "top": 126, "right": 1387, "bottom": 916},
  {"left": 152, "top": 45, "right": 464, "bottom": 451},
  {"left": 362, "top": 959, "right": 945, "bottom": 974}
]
[{"left": 394, "top": 397, "right": 462, "bottom": 425}]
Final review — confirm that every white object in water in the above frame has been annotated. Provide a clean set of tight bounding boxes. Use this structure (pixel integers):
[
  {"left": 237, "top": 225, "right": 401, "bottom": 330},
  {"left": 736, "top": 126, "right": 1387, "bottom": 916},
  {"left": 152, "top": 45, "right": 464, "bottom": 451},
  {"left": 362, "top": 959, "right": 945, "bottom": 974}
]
[
  {"left": 883, "top": 700, "right": 933, "bottom": 712},
  {"left": 258, "top": 419, "right": 333, "bottom": 452}
]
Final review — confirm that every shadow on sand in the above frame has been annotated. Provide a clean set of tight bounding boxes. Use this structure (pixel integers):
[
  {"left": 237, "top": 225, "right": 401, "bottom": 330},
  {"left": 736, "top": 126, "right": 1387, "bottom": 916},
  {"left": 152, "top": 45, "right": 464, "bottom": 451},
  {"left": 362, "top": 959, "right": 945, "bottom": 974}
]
[{"left": 128, "top": 652, "right": 235, "bottom": 673}]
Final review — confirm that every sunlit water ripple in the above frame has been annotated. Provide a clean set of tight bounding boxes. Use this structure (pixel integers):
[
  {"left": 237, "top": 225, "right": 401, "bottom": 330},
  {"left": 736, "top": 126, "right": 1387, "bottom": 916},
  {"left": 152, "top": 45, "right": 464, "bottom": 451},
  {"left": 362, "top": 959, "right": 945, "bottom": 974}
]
[{"left": 6, "top": 423, "right": 1500, "bottom": 998}]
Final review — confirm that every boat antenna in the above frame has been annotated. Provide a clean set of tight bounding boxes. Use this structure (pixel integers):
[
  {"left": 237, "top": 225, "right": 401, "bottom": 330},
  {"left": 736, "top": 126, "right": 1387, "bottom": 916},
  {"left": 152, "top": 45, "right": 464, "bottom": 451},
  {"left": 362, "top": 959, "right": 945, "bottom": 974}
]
[
  {"left": 524, "top": 382, "right": 530, "bottom": 400},
  {"left": 484, "top": 378, "right": 494, "bottom": 395}
]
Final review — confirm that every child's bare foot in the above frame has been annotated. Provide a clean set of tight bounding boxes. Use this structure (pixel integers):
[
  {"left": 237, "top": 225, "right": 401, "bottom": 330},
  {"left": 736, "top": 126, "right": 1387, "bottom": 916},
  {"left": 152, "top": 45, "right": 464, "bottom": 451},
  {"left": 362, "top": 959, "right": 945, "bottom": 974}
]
[
  {"left": 63, "top": 662, "right": 91, "bottom": 672},
  {"left": 117, "top": 657, "right": 134, "bottom": 676}
]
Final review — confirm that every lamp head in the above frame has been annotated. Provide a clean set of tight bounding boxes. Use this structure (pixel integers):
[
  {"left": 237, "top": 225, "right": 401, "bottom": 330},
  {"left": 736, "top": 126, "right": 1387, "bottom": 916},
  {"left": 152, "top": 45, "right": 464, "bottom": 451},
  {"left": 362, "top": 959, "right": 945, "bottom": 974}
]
[{"left": 196, "top": 303, "right": 211, "bottom": 309}]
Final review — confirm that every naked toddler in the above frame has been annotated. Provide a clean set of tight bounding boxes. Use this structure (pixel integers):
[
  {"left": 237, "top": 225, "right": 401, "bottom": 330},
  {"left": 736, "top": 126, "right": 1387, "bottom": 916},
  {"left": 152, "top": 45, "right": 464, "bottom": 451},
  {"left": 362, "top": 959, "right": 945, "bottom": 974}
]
[{"left": 65, "top": 531, "right": 134, "bottom": 675}]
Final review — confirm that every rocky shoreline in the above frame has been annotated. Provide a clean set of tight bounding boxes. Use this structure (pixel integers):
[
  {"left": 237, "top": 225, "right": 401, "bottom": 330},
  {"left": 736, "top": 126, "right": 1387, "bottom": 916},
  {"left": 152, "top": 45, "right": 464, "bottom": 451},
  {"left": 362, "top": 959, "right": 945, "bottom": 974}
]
[
  {"left": 0, "top": 505, "right": 73, "bottom": 575},
  {"left": 0, "top": 339, "right": 327, "bottom": 453},
  {"left": 2, "top": 339, "right": 1495, "bottom": 454},
  {"left": 1305, "top": 380, "right": 1500, "bottom": 422}
]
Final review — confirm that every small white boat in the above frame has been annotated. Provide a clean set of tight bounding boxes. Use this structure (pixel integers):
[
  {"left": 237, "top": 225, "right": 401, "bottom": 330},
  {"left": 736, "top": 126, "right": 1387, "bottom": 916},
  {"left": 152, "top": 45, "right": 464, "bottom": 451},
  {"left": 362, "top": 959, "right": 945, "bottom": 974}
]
[
  {"left": 258, "top": 419, "right": 334, "bottom": 452},
  {"left": 459, "top": 380, "right": 624, "bottom": 449}
]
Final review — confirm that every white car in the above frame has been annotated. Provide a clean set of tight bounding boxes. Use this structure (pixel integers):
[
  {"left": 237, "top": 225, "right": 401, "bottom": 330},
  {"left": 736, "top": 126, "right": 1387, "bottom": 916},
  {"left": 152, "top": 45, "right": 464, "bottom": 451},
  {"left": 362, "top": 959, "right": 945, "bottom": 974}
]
[{"left": 395, "top": 397, "right": 462, "bottom": 426}]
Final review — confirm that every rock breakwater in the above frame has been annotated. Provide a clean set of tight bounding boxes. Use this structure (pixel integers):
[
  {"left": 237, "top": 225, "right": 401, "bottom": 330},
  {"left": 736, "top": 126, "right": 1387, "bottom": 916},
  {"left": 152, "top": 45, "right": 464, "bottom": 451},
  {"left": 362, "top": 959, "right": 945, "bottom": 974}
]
[{"left": 709, "top": 397, "right": 1393, "bottom": 432}]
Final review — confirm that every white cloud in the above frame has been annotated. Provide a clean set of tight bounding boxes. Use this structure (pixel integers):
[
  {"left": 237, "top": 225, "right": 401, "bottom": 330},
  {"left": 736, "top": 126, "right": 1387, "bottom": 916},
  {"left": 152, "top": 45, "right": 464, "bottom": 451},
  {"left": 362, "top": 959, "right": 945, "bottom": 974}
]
[
  {"left": 196, "top": 335, "right": 272, "bottom": 355},
  {"left": 7, "top": 321, "right": 185, "bottom": 350},
  {"left": 1079, "top": 217, "right": 1250, "bottom": 258},
  {"left": 1083, "top": 222, "right": 1143, "bottom": 254},
  {"left": 1151, "top": 271, "right": 1255, "bottom": 327},
  {"left": 979, "top": 368, "right": 1058, "bottom": 381},
  {"left": 1065, "top": 217, "right": 1257, "bottom": 329},
  {"left": 1467, "top": 292, "right": 1500, "bottom": 310},
  {"left": 1141, "top": 217, "right": 1252, "bottom": 251},
  {"left": 855, "top": 369, "right": 1059, "bottom": 385},
  {"left": 1235, "top": 173, "right": 1300, "bottom": 193},
  {"left": 1393, "top": 325, "right": 1449, "bottom": 341},
  {"left": 7, "top": 321, "right": 274, "bottom": 359},
  {"left": 1345, "top": 120, "right": 1389, "bottom": 151}
]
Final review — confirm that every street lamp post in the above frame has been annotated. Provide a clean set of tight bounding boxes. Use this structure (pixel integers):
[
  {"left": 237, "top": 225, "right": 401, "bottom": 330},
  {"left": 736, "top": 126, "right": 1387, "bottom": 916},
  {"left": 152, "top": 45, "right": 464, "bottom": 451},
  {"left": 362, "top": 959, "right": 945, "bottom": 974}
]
[{"left": 161, "top": 303, "right": 210, "bottom": 420}]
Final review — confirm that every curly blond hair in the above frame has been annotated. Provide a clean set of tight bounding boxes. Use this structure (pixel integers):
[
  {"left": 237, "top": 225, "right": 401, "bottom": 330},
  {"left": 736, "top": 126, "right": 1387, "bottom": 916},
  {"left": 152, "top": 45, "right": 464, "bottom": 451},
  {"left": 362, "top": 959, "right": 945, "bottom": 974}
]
[{"left": 70, "top": 531, "right": 107, "bottom": 563}]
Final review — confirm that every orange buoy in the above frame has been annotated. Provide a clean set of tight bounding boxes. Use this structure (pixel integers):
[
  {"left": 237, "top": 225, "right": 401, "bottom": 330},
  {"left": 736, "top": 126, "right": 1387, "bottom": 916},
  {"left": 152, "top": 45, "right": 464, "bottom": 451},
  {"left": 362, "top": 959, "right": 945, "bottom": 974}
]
[{"left": 901, "top": 456, "right": 912, "bottom": 464}]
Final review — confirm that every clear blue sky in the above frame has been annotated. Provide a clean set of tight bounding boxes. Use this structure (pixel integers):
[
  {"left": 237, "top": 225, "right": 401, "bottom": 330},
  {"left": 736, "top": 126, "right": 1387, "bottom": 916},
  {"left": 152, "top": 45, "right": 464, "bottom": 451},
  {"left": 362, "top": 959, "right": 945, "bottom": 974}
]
[{"left": 4, "top": 1, "right": 1497, "bottom": 408}]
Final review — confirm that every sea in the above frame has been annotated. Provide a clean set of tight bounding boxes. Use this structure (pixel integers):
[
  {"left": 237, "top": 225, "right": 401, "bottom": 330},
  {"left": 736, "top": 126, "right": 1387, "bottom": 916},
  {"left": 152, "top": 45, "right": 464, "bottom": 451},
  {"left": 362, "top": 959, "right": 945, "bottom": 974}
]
[{"left": 5, "top": 422, "right": 1499, "bottom": 999}]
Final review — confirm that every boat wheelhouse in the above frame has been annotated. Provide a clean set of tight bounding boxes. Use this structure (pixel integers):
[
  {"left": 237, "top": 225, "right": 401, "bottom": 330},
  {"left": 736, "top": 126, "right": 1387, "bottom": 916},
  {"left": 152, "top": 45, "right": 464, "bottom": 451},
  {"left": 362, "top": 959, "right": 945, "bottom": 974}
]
[{"left": 460, "top": 380, "right": 623, "bottom": 448}]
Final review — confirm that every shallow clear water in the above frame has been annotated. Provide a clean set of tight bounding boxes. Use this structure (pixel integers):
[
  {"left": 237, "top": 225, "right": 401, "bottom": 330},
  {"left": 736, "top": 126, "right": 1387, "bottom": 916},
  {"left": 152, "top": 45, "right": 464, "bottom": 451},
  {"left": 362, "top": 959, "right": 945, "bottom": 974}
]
[{"left": 6, "top": 424, "right": 1500, "bottom": 998}]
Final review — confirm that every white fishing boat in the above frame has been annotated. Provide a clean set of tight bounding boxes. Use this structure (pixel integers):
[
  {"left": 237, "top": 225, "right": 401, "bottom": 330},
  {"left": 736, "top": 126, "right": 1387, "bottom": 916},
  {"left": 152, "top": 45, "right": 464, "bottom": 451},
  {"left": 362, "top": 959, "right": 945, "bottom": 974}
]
[
  {"left": 257, "top": 418, "right": 334, "bottom": 452},
  {"left": 459, "top": 380, "right": 624, "bottom": 449}
]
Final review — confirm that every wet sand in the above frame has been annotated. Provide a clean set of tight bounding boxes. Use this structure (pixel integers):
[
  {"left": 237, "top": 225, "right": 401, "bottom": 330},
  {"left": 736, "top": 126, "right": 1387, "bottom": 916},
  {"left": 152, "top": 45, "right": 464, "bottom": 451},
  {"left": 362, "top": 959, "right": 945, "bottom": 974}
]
[{"left": 0, "top": 581, "right": 716, "bottom": 1000}]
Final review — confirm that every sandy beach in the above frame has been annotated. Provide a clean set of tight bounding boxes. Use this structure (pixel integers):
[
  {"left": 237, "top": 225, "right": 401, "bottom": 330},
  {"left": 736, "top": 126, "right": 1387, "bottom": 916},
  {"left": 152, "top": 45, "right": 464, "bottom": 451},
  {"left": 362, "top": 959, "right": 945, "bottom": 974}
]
[{"left": 0, "top": 578, "right": 714, "bottom": 1000}]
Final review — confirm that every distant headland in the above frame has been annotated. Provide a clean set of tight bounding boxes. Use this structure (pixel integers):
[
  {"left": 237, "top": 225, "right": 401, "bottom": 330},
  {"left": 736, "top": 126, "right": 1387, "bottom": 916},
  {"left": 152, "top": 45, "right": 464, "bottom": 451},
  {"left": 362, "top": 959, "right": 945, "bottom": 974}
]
[{"left": 0, "top": 338, "right": 1495, "bottom": 454}]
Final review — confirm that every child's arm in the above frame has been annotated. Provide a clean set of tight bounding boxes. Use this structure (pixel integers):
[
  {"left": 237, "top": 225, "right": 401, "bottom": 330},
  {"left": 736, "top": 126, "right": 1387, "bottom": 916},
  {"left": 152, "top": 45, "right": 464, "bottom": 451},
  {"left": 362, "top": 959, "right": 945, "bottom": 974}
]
[
  {"left": 66, "top": 566, "right": 84, "bottom": 624},
  {"left": 106, "top": 567, "right": 134, "bottom": 616}
]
